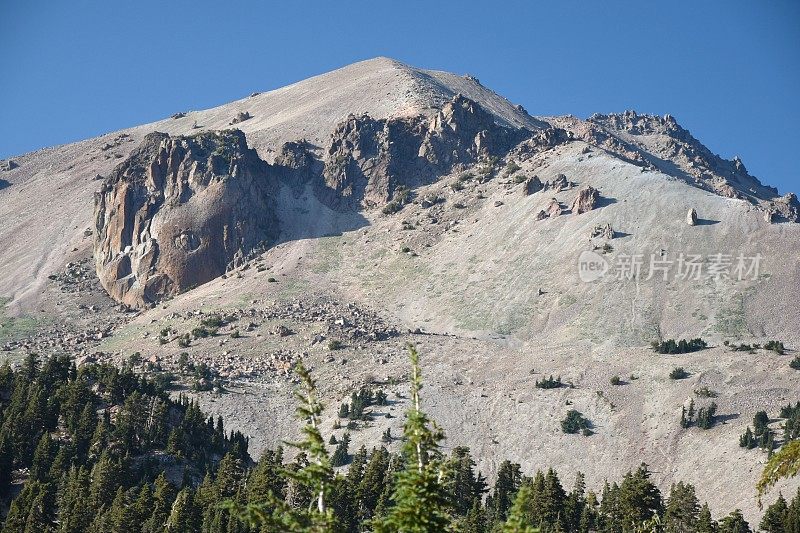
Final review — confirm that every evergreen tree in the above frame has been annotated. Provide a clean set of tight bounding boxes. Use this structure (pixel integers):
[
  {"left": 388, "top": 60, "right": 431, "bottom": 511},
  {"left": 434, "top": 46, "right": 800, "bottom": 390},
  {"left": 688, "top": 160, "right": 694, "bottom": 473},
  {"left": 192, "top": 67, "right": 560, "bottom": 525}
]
[
  {"left": 617, "top": 464, "right": 663, "bottom": 530},
  {"left": 331, "top": 432, "right": 351, "bottom": 467},
  {"left": 697, "top": 503, "right": 718, "bottom": 533},
  {"left": 374, "top": 345, "right": 450, "bottom": 533},
  {"left": 502, "top": 483, "right": 537, "bottom": 533},
  {"left": 760, "top": 493, "right": 787, "bottom": 533},
  {"left": 488, "top": 460, "right": 523, "bottom": 523},
  {"left": 664, "top": 481, "right": 699, "bottom": 533},
  {"left": 719, "top": 509, "right": 751, "bottom": 533},
  {"left": 564, "top": 472, "right": 587, "bottom": 532}
]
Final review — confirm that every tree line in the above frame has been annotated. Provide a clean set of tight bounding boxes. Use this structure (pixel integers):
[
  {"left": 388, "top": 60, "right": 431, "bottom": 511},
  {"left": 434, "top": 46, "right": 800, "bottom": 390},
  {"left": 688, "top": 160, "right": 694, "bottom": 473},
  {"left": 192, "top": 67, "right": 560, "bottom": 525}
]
[{"left": 0, "top": 348, "right": 797, "bottom": 532}]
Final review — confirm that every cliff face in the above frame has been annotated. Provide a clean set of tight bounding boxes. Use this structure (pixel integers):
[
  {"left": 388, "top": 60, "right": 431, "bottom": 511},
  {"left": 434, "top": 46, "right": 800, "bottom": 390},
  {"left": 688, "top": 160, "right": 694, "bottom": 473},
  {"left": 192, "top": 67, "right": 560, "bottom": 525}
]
[
  {"left": 320, "top": 94, "right": 530, "bottom": 208},
  {"left": 94, "top": 129, "right": 278, "bottom": 307},
  {"left": 94, "top": 94, "right": 531, "bottom": 307}
]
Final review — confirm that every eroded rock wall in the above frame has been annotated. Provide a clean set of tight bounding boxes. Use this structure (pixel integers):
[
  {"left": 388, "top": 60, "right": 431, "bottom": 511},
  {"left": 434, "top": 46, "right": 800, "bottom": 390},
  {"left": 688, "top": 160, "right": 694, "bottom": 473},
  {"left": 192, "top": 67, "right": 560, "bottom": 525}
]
[{"left": 94, "top": 129, "right": 278, "bottom": 307}]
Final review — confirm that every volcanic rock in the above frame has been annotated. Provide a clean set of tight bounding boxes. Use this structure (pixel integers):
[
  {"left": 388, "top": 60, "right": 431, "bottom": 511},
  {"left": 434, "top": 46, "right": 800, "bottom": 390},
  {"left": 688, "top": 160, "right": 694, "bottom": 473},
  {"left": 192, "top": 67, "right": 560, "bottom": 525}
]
[
  {"left": 94, "top": 129, "right": 279, "bottom": 307},
  {"left": 571, "top": 186, "right": 600, "bottom": 214},
  {"left": 687, "top": 208, "right": 698, "bottom": 226}
]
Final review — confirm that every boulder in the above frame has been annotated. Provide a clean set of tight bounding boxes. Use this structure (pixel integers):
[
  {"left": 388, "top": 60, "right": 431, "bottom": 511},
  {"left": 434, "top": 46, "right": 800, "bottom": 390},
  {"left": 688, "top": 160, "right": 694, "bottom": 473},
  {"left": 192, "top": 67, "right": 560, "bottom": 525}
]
[
  {"left": 535, "top": 198, "right": 562, "bottom": 221},
  {"left": 523, "top": 175, "right": 543, "bottom": 195},
  {"left": 571, "top": 186, "right": 600, "bottom": 214},
  {"left": 545, "top": 174, "right": 574, "bottom": 192},
  {"left": 230, "top": 111, "right": 252, "bottom": 125},
  {"left": 591, "top": 223, "right": 614, "bottom": 239},
  {"left": 94, "top": 130, "right": 279, "bottom": 307},
  {"left": 0, "top": 159, "right": 18, "bottom": 171},
  {"left": 686, "top": 208, "right": 697, "bottom": 226}
]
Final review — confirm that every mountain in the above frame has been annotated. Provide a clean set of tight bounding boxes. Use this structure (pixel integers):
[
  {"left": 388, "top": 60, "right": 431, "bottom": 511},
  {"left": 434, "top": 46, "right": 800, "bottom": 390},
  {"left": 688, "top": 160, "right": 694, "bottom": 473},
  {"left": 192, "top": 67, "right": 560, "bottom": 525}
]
[{"left": 0, "top": 57, "right": 798, "bottom": 520}]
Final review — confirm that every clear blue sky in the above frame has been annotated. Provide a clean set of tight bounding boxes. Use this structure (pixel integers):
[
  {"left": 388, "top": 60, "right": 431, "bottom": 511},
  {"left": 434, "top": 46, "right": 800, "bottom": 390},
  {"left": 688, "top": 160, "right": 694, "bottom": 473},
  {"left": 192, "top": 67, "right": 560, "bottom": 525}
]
[{"left": 1, "top": 1, "right": 798, "bottom": 193}]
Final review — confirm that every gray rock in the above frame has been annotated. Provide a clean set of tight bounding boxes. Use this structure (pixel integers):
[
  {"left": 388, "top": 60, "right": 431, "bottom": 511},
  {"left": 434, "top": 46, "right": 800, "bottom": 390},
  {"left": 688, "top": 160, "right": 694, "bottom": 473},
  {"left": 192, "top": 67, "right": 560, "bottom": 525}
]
[
  {"left": 523, "top": 175, "right": 543, "bottom": 195},
  {"left": 687, "top": 208, "right": 697, "bottom": 226}
]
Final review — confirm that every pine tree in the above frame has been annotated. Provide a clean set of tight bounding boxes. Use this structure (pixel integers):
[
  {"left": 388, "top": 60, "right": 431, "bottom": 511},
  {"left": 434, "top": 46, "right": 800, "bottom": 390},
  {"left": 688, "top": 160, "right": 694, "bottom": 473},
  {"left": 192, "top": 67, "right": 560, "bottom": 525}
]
[
  {"left": 502, "top": 483, "right": 537, "bottom": 533},
  {"left": 754, "top": 411, "right": 770, "bottom": 435},
  {"left": 617, "top": 464, "right": 663, "bottom": 530},
  {"left": 144, "top": 472, "right": 176, "bottom": 533},
  {"left": 374, "top": 344, "right": 450, "bottom": 533},
  {"left": 29, "top": 432, "right": 55, "bottom": 482},
  {"left": 444, "top": 446, "right": 487, "bottom": 517},
  {"left": 357, "top": 447, "right": 391, "bottom": 523},
  {"left": 488, "top": 460, "right": 523, "bottom": 524},
  {"left": 760, "top": 492, "right": 787, "bottom": 533},
  {"left": 166, "top": 487, "right": 200, "bottom": 532},
  {"left": 719, "top": 509, "right": 751, "bottom": 533},
  {"left": 331, "top": 432, "right": 351, "bottom": 467},
  {"left": 697, "top": 503, "right": 718, "bottom": 533},
  {"left": 464, "top": 498, "right": 488, "bottom": 533},
  {"left": 739, "top": 427, "right": 756, "bottom": 449},
  {"left": 564, "top": 472, "right": 587, "bottom": 531},
  {"left": 664, "top": 481, "right": 699, "bottom": 533}
]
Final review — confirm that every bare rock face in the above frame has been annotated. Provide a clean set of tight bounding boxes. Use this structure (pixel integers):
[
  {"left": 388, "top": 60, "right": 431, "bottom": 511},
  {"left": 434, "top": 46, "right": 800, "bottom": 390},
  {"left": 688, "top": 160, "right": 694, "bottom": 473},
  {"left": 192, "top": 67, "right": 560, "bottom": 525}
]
[
  {"left": 687, "top": 208, "right": 698, "bottom": 226},
  {"left": 0, "top": 159, "right": 18, "bottom": 171},
  {"left": 321, "top": 94, "right": 528, "bottom": 208},
  {"left": 765, "top": 193, "right": 800, "bottom": 223},
  {"left": 523, "top": 175, "right": 543, "bottom": 195},
  {"left": 570, "top": 186, "right": 600, "bottom": 214},
  {"left": 94, "top": 130, "right": 278, "bottom": 307}
]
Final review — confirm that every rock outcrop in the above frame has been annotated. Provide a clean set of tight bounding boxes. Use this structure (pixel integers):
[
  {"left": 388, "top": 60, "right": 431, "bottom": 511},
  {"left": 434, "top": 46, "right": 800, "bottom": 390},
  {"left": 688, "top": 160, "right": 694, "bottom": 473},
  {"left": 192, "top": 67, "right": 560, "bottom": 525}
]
[
  {"left": 523, "top": 175, "right": 543, "bottom": 195},
  {"left": 94, "top": 130, "right": 279, "bottom": 307},
  {"left": 0, "top": 159, "right": 18, "bottom": 171},
  {"left": 570, "top": 186, "right": 600, "bottom": 214},
  {"left": 687, "top": 208, "right": 698, "bottom": 226},
  {"left": 765, "top": 193, "right": 800, "bottom": 223},
  {"left": 230, "top": 111, "right": 252, "bottom": 125},
  {"left": 320, "top": 94, "right": 529, "bottom": 208},
  {"left": 536, "top": 198, "right": 563, "bottom": 220},
  {"left": 544, "top": 174, "right": 574, "bottom": 192},
  {"left": 591, "top": 223, "right": 614, "bottom": 239}
]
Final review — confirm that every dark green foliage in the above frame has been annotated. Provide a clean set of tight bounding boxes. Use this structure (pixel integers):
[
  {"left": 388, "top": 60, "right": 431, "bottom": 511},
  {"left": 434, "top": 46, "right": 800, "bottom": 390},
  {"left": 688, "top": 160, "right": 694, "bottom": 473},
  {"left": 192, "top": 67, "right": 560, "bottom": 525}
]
[
  {"left": 0, "top": 356, "right": 246, "bottom": 532},
  {"left": 790, "top": 357, "right": 800, "bottom": 370},
  {"left": 765, "top": 340, "right": 786, "bottom": 355},
  {"left": 610, "top": 375, "right": 622, "bottom": 386},
  {"left": 653, "top": 338, "right": 708, "bottom": 354},
  {"left": 328, "top": 339, "right": 344, "bottom": 351},
  {"left": 759, "top": 492, "right": 787, "bottom": 533},
  {"left": 373, "top": 345, "right": 450, "bottom": 533},
  {"left": 561, "top": 410, "right": 591, "bottom": 435},
  {"left": 754, "top": 411, "right": 770, "bottom": 435},
  {"left": 670, "top": 367, "right": 689, "bottom": 380},
  {"left": 695, "top": 386, "right": 718, "bottom": 398},
  {"left": 535, "top": 375, "right": 563, "bottom": 389},
  {"left": 331, "top": 432, "right": 351, "bottom": 467},
  {"left": 740, "top": 427, "right": 757, "bottom": 449},
  {"left": 781, "top": 402, "right": 800, "bottom": 441},
  {"left": 719, "top": 509, "right": 752, "bottom": 533},
  {"left": 665, "top": 481, "right": 700, "bottom": 533},
  {"left": 696, "top": 402, "right": 718, "bottom": 430},
  {"left": 2, "top": 349, "right": 790, "bottom": 532}
]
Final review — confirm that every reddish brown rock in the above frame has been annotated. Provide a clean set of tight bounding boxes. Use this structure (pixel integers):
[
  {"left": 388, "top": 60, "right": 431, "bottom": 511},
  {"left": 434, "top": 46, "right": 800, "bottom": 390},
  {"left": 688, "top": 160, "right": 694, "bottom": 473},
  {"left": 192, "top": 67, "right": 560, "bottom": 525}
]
[{"left": 570, "top": 186, "right": 600, "bottom": 214}]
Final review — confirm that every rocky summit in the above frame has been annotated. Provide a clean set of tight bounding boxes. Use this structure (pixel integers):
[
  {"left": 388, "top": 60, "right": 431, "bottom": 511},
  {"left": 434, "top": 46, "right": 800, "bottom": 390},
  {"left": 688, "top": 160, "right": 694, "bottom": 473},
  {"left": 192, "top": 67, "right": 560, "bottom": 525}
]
[{"left": 1, "top": 57, "right": 799, "bottom": 521}]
